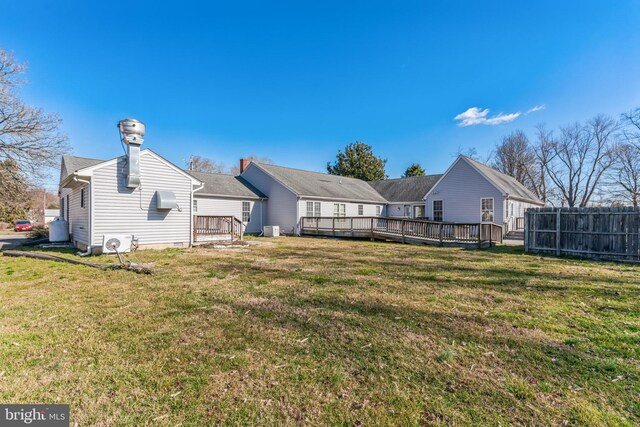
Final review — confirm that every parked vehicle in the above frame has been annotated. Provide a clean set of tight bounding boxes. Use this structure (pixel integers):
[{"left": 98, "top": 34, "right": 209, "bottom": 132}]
[{"left": 14, "top": 220, "right": 33, "bottom": 232}]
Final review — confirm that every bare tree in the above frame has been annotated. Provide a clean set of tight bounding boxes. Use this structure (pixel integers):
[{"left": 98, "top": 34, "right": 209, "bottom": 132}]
[
  {"left": 607, "top": 144, "right": 640, "bottom": 206},
  {"left": 186, "top": 155, "right": 229, "bottom": 174},
  {"left": 541, "top": 115, "right": 617, "bottom": 207},
  {"left": 621, "top": 108, "right": 640, "bottom": 149},
  {"left": 0, "top": 49, "right": 68, "bottom": 222},
  {"left": 492, "top": 129, "right": 537, "bottom": 182},
  {"left": 0, "top": 49, "right": 68, "bottom": 182}
]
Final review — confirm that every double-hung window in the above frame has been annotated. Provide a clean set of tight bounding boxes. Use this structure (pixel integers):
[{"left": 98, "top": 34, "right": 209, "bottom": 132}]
[
  {"left": 358, "top": 204, "right": 364, "bottom": 215},
  {"left": 481, "top": 198, "right": 494, "bottom": 222},
  {"left": 433, "top": 200, "right": 443, "bottom": 222},
  {"left": 375, "top": 206, "right": 381, "bottom": 216},
  {"left": 333, "top": 203, "right": 346, "bottom": 221},
  {"left": 306, "top": 201, "right": 321, "bottom": 217},
  {"left": 193, "top": 199, "right": 198, "bottom": 213},
  {"left": 242, "top": 201, "right": 251, "bottom": 222}
]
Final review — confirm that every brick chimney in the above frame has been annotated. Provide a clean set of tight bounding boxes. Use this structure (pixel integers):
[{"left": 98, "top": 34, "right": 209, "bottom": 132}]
[{"left": 239, "top": 158, "right": 250, "bottom": 174}]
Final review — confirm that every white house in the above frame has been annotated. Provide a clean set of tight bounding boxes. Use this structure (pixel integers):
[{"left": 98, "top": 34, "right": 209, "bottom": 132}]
[
  {"left": 424, "top": 156, "right": 544, "bottom": 231},
  {"left": 239, "top": 162, "right": 387, "bottom": 234},
  {"left": 59, "top": 149, "right": 202, "bottom": 253},
  {"left": 58, "top": 120, "right": 545, "bottom": 254},
  {"left": 369, "top": 174, "right": 442, "bottom": 219}
]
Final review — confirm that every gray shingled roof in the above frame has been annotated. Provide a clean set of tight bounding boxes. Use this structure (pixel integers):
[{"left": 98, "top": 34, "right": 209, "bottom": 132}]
[
  {"left": 463, "top": 157, "right": 544, "bottom": 205},
  {"left": 189, "top": 171, "right": 266, "bottom": 199},
  {"left": 368, "top": 174, "right": 443, "bottom": 203},
  {"left": 60, "top": 155, "right": 105, "bottom": 183},
  {"left": 254, "top": 163, "right": 387, "bottom": 203}
]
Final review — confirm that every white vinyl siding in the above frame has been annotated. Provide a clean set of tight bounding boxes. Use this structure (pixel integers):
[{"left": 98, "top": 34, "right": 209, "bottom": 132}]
[
  {"left": 426, "top": 158, "right": 504, "bottom": 225},
  {"left": 91, "top": 152, "right": 193, "bottom": 247},
  {"left": 193, "top": 196, "right": 264, "bottom": 234},
  {"left": 60, "top": 183, "right": 90, "bottom": 245},
  {"left": 240, "top": 164, "right": 298, "bottom": 233}
]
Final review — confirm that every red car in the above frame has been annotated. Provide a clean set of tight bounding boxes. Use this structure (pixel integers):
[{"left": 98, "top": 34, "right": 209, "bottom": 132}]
[{"left": 14, "top": 220, "right": 33, "bottom": 232}]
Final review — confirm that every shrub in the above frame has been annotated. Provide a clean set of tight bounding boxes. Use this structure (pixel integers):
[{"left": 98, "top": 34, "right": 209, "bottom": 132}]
[{"left": 29, "top": 225, "right": 49, "bottom": 239}]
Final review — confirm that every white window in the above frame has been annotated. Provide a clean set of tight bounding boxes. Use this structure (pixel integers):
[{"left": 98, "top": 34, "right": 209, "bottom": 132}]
[
  {"left": 80, "top": 188, "right": 85, "bottom": 208},
  {"left": 358, "top": 204, "right": 363, "bottom": 215},
  {"left": 333, "top": 203, "right": 346, "bottom": 218},
  {"left": 376, "top": 206, "right": 381, "bottom": 216},
  {"left": 404, "top": 205, "right": 411, "bottom": 217},
  {"left": 481, "top": 198, "right": 494, "bottom": 223},
  {"left": 413, "top": 205, "right": 425, "bottom": 218},
  {"left": 433, "top": 200, "right": 443, "bottom": 221},
  {"left": 242, "top": 201, "right": 251, "bottom": 222},
  {"left": 307, "top": 201, "right": 321, "bottom": 217},
  {"left": 193, "top": 199, "right": 198, "bottom": 213}
]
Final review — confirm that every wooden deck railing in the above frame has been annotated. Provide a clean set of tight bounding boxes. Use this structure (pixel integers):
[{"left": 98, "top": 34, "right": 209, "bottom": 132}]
[
  {"left": 194, "top": 215, "right": 244, "bottom": 242},
  {"left": 300, "top": 217, "right": 502, "bottom": 247}
]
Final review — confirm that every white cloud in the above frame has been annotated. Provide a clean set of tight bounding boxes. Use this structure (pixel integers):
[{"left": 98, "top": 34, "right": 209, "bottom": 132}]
[
  {"left": 454, "top": 107, "right": 521, "bottom": 127},
  {"left": 525, "top": 104, "right": 546, "bottom": 115}
]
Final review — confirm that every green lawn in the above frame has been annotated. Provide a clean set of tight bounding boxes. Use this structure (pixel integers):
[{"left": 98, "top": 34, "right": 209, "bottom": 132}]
[{"left": 1, "top": 238, "right": 638, "bottom": 425}]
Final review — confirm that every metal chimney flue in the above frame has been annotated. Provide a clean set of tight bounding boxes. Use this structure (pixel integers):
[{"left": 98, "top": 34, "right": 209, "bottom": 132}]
[{"left": 118, "top": 118, "right": 145, "bottom": 188}]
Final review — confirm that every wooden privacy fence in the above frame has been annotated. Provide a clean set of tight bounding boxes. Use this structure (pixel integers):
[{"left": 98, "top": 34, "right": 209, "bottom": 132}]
[
  {"left": 300, "top": 217, "right": 502, "bottom": 248},
  {"left": 525, "top": 207, "right": 640, "bottom": 261},
  {"left": 193, "top": 215, "right": 244, "bottom": 242}
]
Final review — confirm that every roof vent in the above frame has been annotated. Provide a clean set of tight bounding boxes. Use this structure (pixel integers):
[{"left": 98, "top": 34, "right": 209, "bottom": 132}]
[{"left": 118, "top": 118, "right": 145, "bottom": 188}]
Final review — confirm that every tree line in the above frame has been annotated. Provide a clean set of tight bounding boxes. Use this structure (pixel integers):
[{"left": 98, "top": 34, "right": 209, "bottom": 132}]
[{"left": 489, "top": 110, "right": 640, "bottom": 207}]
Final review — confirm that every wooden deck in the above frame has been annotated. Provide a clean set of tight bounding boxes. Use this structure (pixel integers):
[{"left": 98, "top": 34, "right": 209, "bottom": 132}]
[
  {"left": 300, "top": 217, "right": 502, "bottom": 248},
  {"left": 193, "top": 215, "right": 244, "bottom": 243}
]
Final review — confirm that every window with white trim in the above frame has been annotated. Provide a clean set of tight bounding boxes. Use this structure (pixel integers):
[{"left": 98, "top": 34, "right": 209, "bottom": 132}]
[
  {"left": 80, "top": 188, "right": 85, "bottom": 208},
  {"left": 193, "top": 199, "right": 198, "bottom": 213},
  {"left": 404, "top": 205, "right": 411, "bottom": 217},
  {"left": 358, "top": 204, "right": 363, "bottom": 215},
  {"left": 433, "top": 200, "right": 443, "bottom": 222},
  {"left": 481, "top": 198, "right": 494, "bottom": 222},
  {"left": 242, "top": 201, "right": 251, "bottom": 222},
  {"left": 306, "top": 201, "right": 321, "bottom": 217},
  {"left": 414, "top": 205, "right": 425, "bottom": 218},
  {"left": 375, "top": 206, "right": 381, "bottom": 216},
  {"left": 333, "top": 203, "right": 346, "bottom": 220}
]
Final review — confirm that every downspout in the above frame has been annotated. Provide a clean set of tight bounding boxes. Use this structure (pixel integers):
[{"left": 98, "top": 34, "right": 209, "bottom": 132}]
[
  {"left": 73, "top": 174, "right": 92, "bottom": 256},
  {"left": 191, "top": 182, "right": 205, "bottom": 247},
  {"left": 296, "top": 196, "right": 301, "bottom": 235}
]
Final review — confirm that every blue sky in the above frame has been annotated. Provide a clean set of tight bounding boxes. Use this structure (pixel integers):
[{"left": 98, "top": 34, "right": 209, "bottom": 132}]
[{"left": 3, "top": 1, "right": 640, "bottom": 186}]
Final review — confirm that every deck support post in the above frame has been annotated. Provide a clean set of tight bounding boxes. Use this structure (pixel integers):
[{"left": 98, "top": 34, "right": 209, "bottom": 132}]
[
  {"left": 350, "top": 217, "right": 354, "bottom": 237},
  {"left": 332, "top": 217, "right": 335, "bottom": 235},
  {"left": 401, "top": 220, "right": 406, "bottom": 244},
  {"left": 370, "top": 217, "right": 374, "bottom": 241},
  {"left": 439, "top": 223, "right": 443, "bottom": 246}
]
